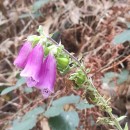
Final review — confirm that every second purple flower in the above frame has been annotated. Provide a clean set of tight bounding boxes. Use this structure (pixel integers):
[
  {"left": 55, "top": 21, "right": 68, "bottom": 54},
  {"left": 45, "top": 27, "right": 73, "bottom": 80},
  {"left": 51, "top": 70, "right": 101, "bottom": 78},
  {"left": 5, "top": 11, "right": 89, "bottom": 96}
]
[{"left": 36, "top": 53, "right": 56, "bottom": 98}]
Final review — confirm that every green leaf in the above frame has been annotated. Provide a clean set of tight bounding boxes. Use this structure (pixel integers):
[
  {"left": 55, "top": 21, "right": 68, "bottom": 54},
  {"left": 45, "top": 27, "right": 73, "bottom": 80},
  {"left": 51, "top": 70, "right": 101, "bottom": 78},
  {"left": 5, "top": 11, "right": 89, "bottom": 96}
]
[
  {"left": 102, "top": 72, "right": 118, "bottom": 83},
  {"left": 32, "top": 0, "right": 49, "bottom": 12},
  {"left": 102, "top": 72, "right": 118, "bottom": 87},
  {"left": 1, "top": 78, "right": 25, "bottom": 95},
  {"left": 19, "top": 12, "right": 42, "bottom": 19},
  {"left": 113, "top": 30, "right": 130, "bottom": 44},
  {"left": 23, "top": 106, "right": 44, "bottom": 120},
  {"left": 44, "top": 106, "right": 64, "bottom": 117},
  {"left": 89, "top": 115, "right": 95, "bottom": 126},
  {"left": 76, "top": 100, "right": 94, "bottom": 110},
  {"left": 52, "top": 94, "right": 80, "bottom": 106},
  {"left": 33, "top": 12, "right": 42, "bottom": 18},
  {"left": 117, "top": 116, "right": 126, "bottom": 122},
  {"left": 24, "top": 87, "right": 33, "bottom": 94},
  {"left": 12, "top": 107, "right": 44, "bottom": 130},
  {"left": 117, "top": 69, "right": 129, "bottom": 84},
  {"left": 12, "top": 117, "right": 37, "bottom": 130},
  {"left": 102, "top": 70, "right": 129, "bottom": 87},
  {"left": 51, "top": 31, "right": 61, "bottom": 43},
  {"left": 48, "top": 111, "right": 79, "bottom": 130},
  {"left": 126, "top": 22, "right": 130, "bottom": 28},
  {"left": 19, "top": 13, "right": 31, "bottom": 19},
  {"left": 124, "top": 123, "right": 128, "bottom": 130}
]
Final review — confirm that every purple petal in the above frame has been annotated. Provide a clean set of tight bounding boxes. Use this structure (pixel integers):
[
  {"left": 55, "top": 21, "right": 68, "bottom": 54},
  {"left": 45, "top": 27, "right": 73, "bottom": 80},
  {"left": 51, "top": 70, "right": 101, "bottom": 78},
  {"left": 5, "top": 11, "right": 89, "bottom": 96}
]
[
  {"left": 14, "top": 42, "right": 32, "bottom": 68},
  {"left": 36, "top": 53, "right": 56, "bottom": 94},
  {"left": 20, "top": 44, "right": 44, "bottom": 84}
]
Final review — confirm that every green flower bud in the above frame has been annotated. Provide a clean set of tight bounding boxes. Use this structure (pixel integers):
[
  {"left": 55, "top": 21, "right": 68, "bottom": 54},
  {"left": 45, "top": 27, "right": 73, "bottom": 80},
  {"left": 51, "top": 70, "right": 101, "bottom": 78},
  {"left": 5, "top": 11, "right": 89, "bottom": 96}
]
[
  {"left": 57, "top": 57, "right": 69, "bottom": 70},
  {"left": 27, "top": 35, "right": 41, "bottom": 45},
  {"left": 44, "top": 46, "right": 50, "bottom": 56},
  {"left": 44, "top": 45, "right": 58, "bottom": 56},
  {"left": 75, "top": 73, "right": 86, "bottom": 85},
  {"left": 70, "top": 70, "right": 86, "bottom": 86},
  {"left": 48, "top": 45, "right": 57, "bottom": 54}
]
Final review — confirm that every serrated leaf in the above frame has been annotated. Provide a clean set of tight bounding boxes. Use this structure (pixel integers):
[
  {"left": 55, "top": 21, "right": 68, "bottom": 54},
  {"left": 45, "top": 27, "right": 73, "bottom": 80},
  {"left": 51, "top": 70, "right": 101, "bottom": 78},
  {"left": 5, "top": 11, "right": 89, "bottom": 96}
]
[
  {"left": 44, "top": 106, "right": 64, "bottom": 117},
  {"left": 1, "top": 78, "right": 25, "bottom": 95},
  {"left": 113, "top": 30, "right": 130, "bottom": 44},
  {"left": 52, "top": 94, "right": 80, "bottom": 106},
  {"left": 48, "top": 111, "right": 79, "bottom": 130},
  {"left": 76, "top": 100, "right": 94, "bottom": 110}
]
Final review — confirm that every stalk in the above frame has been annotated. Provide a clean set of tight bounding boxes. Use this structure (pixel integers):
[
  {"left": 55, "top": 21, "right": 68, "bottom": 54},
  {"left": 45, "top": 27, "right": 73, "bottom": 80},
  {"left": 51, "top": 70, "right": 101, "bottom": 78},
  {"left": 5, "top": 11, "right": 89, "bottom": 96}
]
[{"left": 46, "top": 36, "right": 123, "bottom": 130}]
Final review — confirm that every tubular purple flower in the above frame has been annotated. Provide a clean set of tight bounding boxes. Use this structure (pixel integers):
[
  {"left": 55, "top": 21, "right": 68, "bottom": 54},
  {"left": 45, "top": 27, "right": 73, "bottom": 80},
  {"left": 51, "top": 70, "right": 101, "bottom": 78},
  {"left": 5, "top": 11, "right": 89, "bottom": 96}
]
[
  {"left": 14, "top": 41, "right": 32, "bottom": 69},
  {"left": 36, "top": 53, "right": 56, "bottom": 98},
  {"left": 20, "top": 43, "right": 44, "bottom": 87}
]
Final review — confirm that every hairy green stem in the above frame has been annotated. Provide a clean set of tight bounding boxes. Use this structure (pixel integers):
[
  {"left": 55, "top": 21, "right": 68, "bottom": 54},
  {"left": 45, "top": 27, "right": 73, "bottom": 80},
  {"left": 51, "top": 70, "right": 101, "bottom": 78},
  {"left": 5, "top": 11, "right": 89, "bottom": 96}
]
[
  {"left": 47, "top": 37, "right": 81, "bottom": 64},
  {"left": 108, "top": 112, "right": 123, "bottom": 130},
  {"left": 46, "top": 36, "right": 123, "bottom": 130}
]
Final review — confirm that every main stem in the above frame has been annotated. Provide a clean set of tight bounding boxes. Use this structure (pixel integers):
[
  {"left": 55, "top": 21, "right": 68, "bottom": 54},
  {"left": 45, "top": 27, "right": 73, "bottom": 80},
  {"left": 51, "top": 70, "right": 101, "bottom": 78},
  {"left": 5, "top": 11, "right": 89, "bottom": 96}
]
[
  {"left": 47, "top": 36, "right": 123, "bottom": 130},
  {"left": 108, "top": 112, "right": 123, "bottom": 130}
]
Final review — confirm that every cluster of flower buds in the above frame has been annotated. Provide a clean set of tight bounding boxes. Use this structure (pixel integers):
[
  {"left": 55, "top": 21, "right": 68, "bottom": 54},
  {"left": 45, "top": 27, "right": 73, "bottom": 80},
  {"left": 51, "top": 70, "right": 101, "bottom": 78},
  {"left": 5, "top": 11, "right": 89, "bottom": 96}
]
[{"left": 69, "top": 70, "right": 86, "bottom": 88}]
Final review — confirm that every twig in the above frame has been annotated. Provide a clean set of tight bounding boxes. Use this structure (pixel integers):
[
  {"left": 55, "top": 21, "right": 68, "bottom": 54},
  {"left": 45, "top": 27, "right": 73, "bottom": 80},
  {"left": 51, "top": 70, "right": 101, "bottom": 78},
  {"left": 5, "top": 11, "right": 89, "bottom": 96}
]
[
  {"left": 20, "top": 20, "right": 33, "bottom": 35},
  {"left": 0, "top": 97, "right": 19, "bottom": 110},
  {"left": 101, "top": 54, "right": 130, "bottom": 72}
]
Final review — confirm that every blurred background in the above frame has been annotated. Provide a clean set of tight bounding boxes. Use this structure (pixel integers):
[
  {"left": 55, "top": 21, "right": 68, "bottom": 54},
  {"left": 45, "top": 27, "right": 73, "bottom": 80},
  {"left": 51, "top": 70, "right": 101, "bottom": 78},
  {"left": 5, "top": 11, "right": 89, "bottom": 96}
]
[{"left": 0, "top": 0, "right": 130, "bottom": 130}]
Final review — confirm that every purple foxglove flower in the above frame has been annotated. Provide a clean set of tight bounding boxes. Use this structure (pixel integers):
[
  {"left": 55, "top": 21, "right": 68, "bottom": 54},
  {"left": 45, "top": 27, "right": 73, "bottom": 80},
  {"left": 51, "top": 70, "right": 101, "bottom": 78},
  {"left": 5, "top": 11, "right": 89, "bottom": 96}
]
[
  {"left": 14, "top": 42, "right": 32, "bottom": 68},
  {"left": 20, "top": 44, "right": 44, "bottom": 87},
  {"left": 36, "top": 53, "right": 56, "bottom": 98}
]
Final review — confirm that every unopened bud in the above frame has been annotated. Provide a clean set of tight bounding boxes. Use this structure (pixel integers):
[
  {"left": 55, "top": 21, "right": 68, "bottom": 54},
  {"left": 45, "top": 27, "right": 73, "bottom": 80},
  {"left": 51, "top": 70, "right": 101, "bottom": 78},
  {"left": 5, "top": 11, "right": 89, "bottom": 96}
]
[
  {"left": 70, "top": 70, "right": 86, "bottom": 86},
  {"left": 57, "top": 57, "right": 69, "bottom": 70},
  {"left": 27, "top": 35, "right": 41, "bottom": 45}
]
